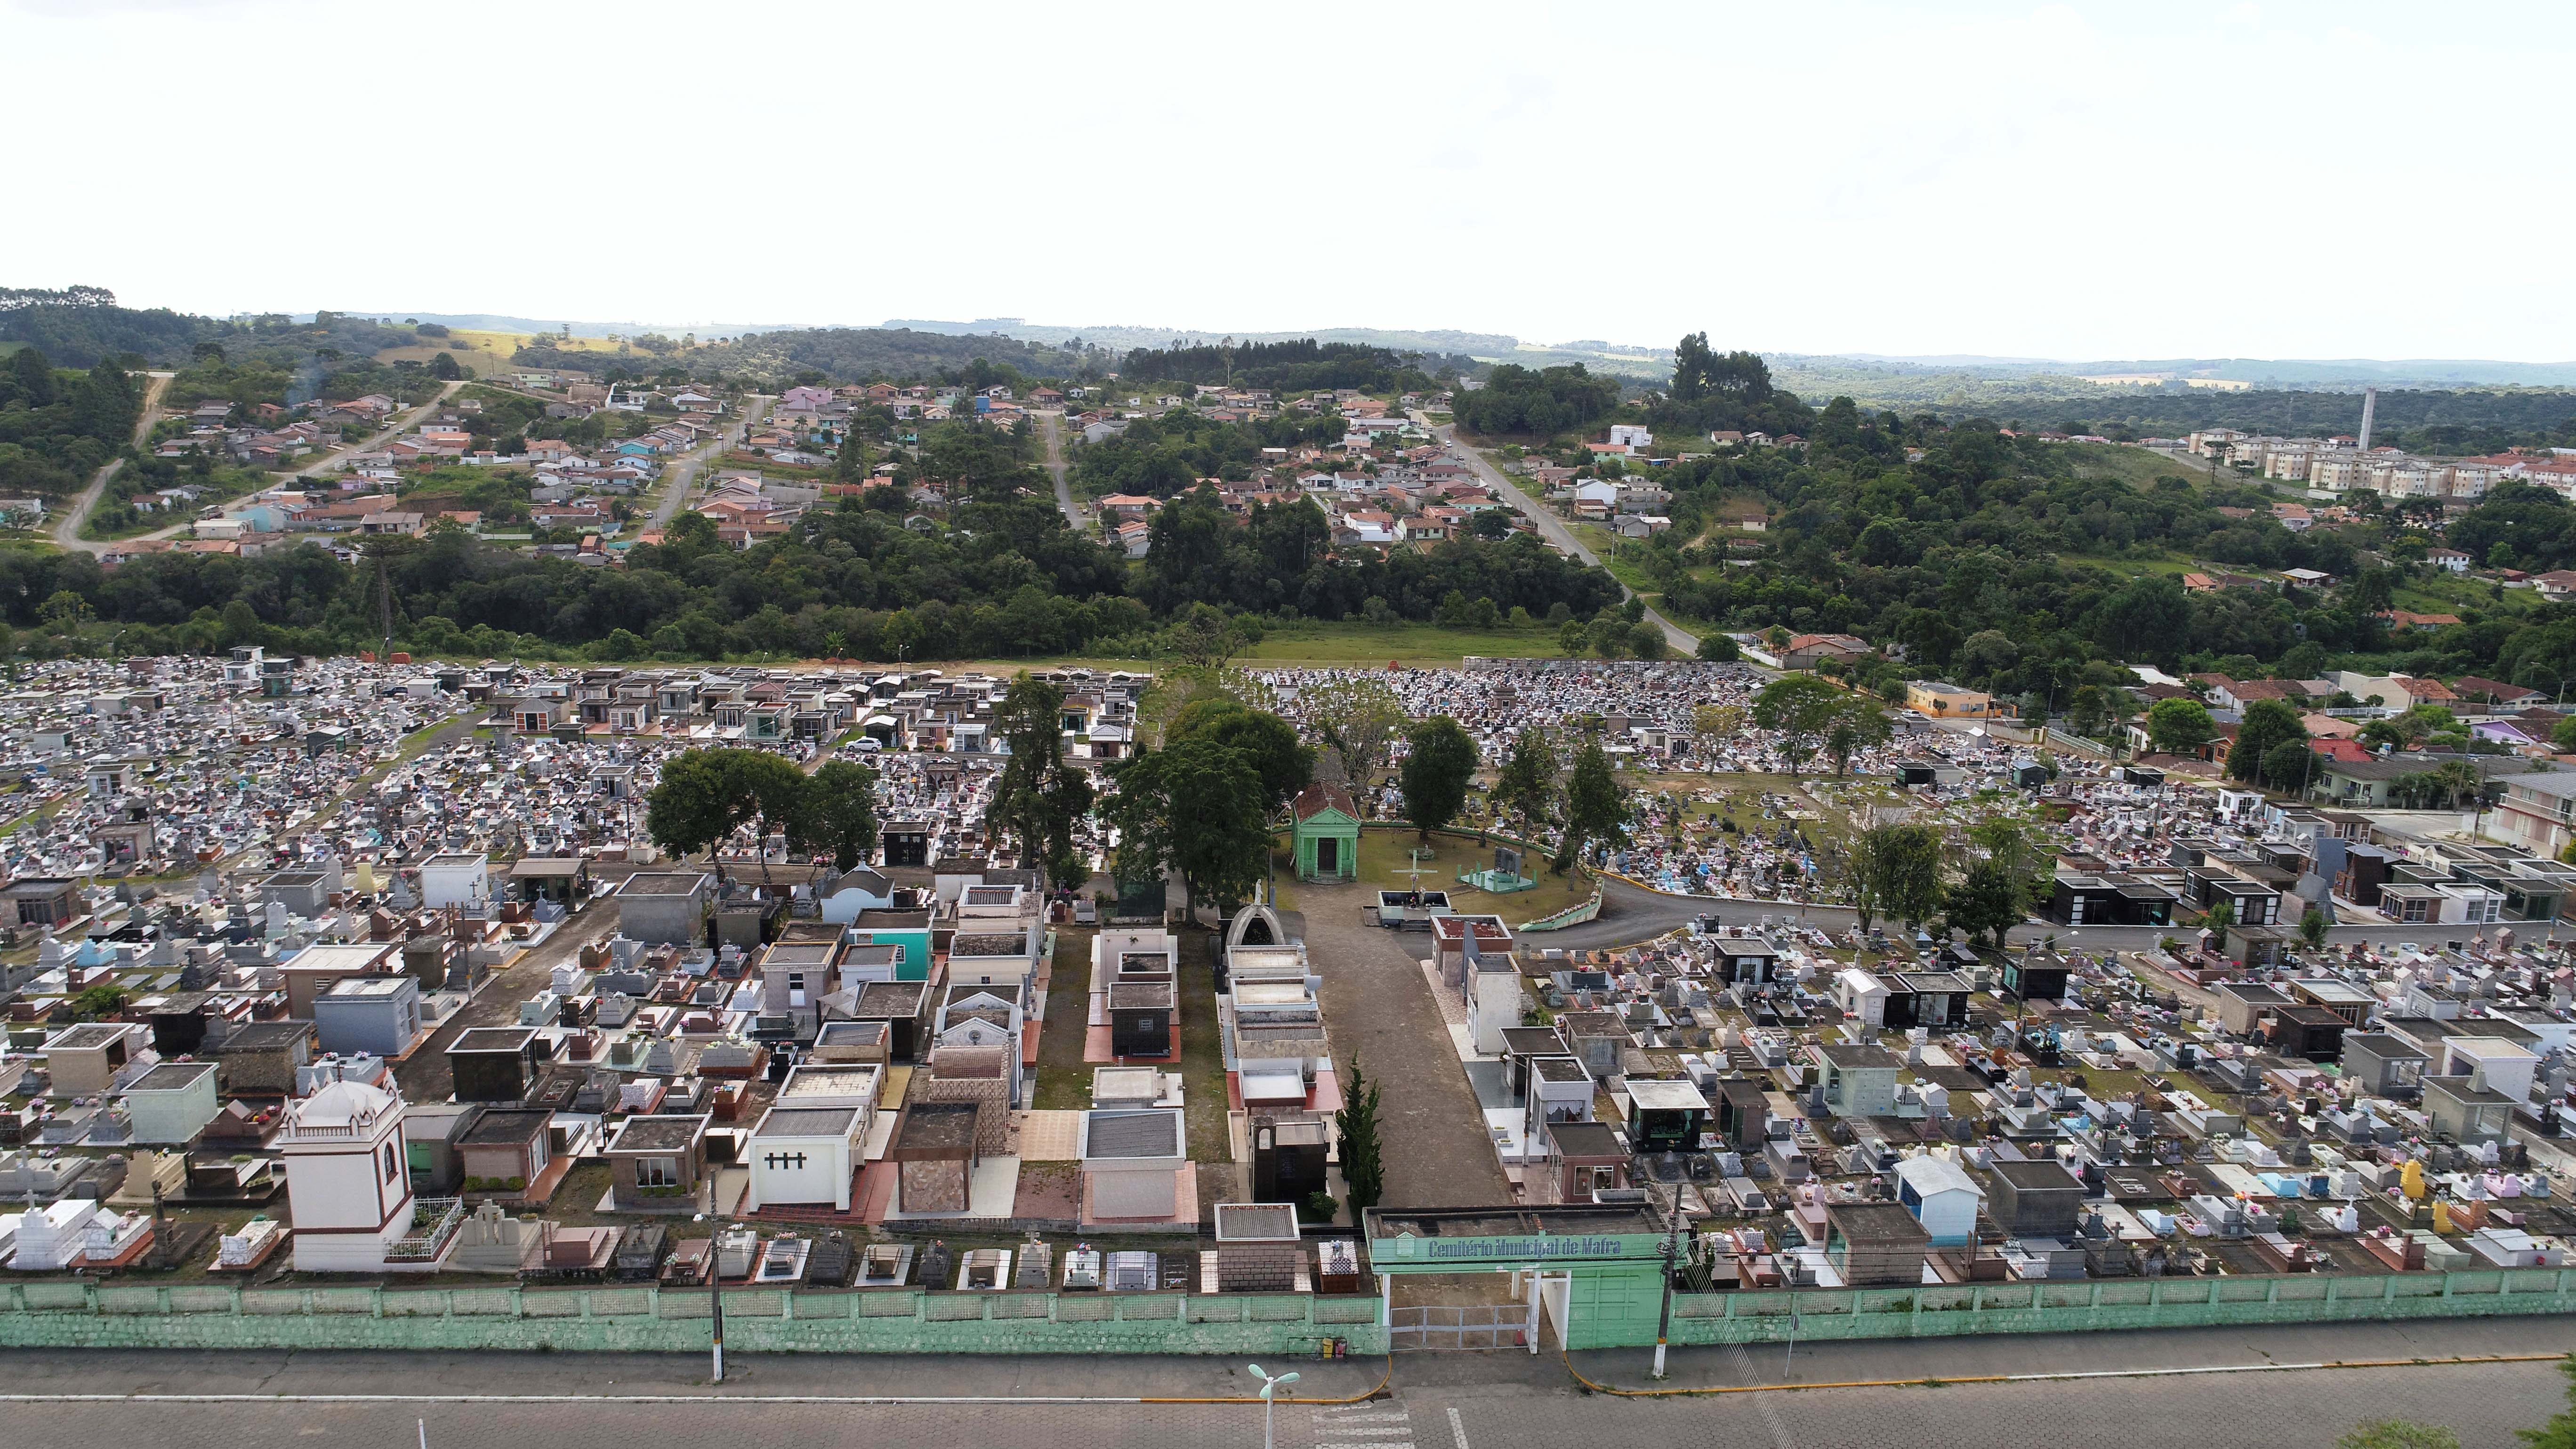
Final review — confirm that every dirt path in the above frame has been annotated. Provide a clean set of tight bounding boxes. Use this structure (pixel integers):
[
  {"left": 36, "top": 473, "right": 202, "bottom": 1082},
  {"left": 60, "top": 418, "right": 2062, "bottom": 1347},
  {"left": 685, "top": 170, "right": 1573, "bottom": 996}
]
[
  {"left": 1296, "top": 878, "right": 1513, "bottom": 1208},
  {"left": 53, "top": 370, "right": 173, "bottom": 552}
]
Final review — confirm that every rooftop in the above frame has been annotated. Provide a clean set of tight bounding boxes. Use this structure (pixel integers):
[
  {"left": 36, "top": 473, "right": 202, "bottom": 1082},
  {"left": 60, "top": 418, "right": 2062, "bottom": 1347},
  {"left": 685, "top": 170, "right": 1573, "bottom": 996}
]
[
  {"left": 893, "top": 1101, "right": 980, "bottom": 1153},
  {"left": 127, "top": 1061, "right": 217, "bottom": 1093},
  {"left": 621, "top": 871, "right": 711, "bottom": 897},
  {"left": 604, "top": 1114, "right": 708, "bottom": 1154},
  {"left": 1083, "top": 1109, "right": 1184, "bottom": 1160},
  {"left": 756, "top": 1106, "right": 861, "bottom": 1139}
]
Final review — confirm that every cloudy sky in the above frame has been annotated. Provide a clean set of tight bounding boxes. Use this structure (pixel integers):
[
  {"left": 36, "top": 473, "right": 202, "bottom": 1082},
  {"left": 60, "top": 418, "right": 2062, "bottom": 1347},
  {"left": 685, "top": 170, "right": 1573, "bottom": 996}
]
[{"left": 7, "top": 0, "right": 2569, "bottom": 361}]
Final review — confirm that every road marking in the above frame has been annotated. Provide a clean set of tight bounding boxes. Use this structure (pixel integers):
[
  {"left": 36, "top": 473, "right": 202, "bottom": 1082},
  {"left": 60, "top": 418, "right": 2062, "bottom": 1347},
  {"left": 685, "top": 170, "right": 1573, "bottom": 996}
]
[{"left": 1446, "top": 1406, "right": 1469, "bottom": 1449}]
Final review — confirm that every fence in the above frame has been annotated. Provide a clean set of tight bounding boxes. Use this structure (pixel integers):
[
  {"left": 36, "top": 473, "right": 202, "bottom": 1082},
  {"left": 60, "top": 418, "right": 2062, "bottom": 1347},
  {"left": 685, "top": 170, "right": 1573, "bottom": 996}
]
[
  {"left": 0, "top": 1280, "right": 1386, "bottom": 1356},
  {"left": 1559, "top": 1266, "right": 2576, "bottom": 1350}
]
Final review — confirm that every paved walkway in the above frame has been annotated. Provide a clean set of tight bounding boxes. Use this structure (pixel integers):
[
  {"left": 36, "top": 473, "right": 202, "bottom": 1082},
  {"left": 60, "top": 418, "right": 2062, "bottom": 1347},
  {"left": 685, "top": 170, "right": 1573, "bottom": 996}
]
[{"left": 1296, "top": 878, "right": 1513, "bottom": 1208}]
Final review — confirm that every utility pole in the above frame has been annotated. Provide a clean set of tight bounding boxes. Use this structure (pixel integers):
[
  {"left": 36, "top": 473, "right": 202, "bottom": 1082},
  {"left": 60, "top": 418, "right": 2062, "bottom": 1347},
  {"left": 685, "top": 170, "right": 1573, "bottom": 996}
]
[{"left": 1651, "top": 1211, "right": 1684, "bottom": 1379}]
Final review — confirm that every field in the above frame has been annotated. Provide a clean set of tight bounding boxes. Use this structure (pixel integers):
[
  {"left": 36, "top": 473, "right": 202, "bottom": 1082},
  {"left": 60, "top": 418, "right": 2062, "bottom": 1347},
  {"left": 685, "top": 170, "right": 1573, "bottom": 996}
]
[
  {"left": 1237, "top": 621, "right": 1559, "bottom": 666},
  {"left": 1268, "top": 827, "right": 1597, "bottom": 925}
]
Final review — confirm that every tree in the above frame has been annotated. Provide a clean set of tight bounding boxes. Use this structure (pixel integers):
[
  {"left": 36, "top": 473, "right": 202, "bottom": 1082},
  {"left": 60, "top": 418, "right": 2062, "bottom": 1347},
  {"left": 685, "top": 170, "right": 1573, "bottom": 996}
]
[
  {"left": 1691, "top": 704, "right": 1745, "bottom": 765},
  {"left": 2299, "top": 906, "right": 2329, "bottom": 951},
  {"left": 1167, "top": 697, "right": 1312, "bottom": 811},
  {"left": 2145, "top": 696, "right": 2217, "bottom": 756},
  {"left": 987, "top": 676, "right": 1096, "bottom": 891},
  {"left": 1552, "top": 740, "right": 1632, "bottom": 873},
  {"left": 2261, "top": 738, "right": 2316, "bottom": 793},
  {"left": 1823, "top": 696, "right": 1892, "bottom": 777},
  {"left": 644, "top": 748, "right": 809, "bottom": 885},
  {"left": 1336, "top": 1057, "right": 1385, "bottom": 1216},
  {"left": 2229, "top": 698, "right": 2307, "bottom": 786},
  {"left": 1399, "top": 716, "right": 1478, "bottom": 841},
  {"left": 1103, "top": 736, "right": 1270, "bottom": 915},
  {"left": 2556, "top": 715, "right": 2576, "bottom": 754},
  {"left": 1855, "top": 821, "right": 1945, "bottom": 932},
  {"left": 1944, "top": 861, "right": 2023, "bottom": 949},
  {"left": 1305, "top": 676, "right": 1405, "bottom": 789},
  {"left": 1492, "top": 726, "right": 1556, "bottom": 829},
  {"left": 2430, "top": 757, "right": 2483, "bottom": 811},
  {"left": 792, "top": 760, "right": 880, "bottom": 871},
  {"left": 1696, "top": 632, "right": 1740, "bottom": 662},
  {"left": 1628, "top": 621, "right": 1667, "bottom": 660},
  {"left": 2204, "top": 895, "right": 2236, "bottom": 931},
  {"left": 644, "top": 749, "right": 745, "bottom": 871},
  {"left": 1751, "top": 674, "right": 1848, "bottom": 776},
  {"left": 427, "top": 351, "right": 464, "bottom": 381},
  {"left": 1557, "top": 619, "right": 1588, "bottom": 656}
]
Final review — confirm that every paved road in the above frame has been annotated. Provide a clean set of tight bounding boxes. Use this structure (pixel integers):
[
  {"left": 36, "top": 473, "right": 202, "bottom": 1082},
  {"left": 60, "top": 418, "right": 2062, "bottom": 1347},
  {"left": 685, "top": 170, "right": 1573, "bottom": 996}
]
[
  {"left": 292, "top": 379, "right": 466, "bottom": 481},
  {"left": 1, "top": 1318, "right": 2568, "bottom": 1448},
  {"left": 1423, "top": 417, "right": 1697, "bottom": 655},
  {"left": 649, "top": 394, "right": 772, "bottom": 529},
  {"left": 52, "top": 371, "right": 173, "bottom": 553},
  {"left": 1038, "top": 408, "right": 1088, "bottom": 533}
]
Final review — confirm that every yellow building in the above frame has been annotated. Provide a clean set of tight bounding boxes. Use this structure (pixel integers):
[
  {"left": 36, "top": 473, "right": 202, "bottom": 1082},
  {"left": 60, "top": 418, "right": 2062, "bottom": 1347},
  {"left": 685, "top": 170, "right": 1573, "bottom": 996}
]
[{"left": 1906, "top": 681, "right": 1993, "bottom": 718}]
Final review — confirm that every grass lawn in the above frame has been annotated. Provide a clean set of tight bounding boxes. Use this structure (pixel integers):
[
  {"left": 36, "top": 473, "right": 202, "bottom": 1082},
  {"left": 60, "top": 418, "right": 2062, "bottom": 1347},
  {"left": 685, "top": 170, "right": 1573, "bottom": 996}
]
[
  {"left": 1345, "top": 827, "right": 1597, "bottom": 924},
  {"left": 1239, "top": 621, "right": 1559, "bottom": 666},
  {"left": 1172, "top": 926, "right": 1233, "bottom": 1164},
  {"left": 1034, "top": 927, "right": 1096, "bottom": 1111},
  {"left": 2065, "top": 442, "right": 2198, "bottom": 491},
  {"left": 372, "top": 343, "right": 506, "bottom": 378}
]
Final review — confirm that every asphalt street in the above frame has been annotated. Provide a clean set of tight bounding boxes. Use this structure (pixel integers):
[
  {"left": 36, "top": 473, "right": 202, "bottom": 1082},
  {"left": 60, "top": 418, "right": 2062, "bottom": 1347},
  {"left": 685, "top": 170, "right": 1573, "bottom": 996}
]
[
  {"left": 1423, "top": 417, "right": 1699, "bottom": 656},
  {"left": 2, "top": 1319, "right": 2570, "bottom": 1448}
]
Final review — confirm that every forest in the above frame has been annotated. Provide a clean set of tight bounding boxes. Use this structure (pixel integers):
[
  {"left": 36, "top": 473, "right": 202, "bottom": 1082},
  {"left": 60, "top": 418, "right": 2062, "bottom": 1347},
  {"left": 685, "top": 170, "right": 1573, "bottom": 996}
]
[
  {"left": 1113, "top": 338, "right": 1463, "bottom": 394},
  {"left": 1449, "top": 362, "right": 1622, "bottom": 436},
  {"left": 0, "top": 414, "right": 1621, "bottom": 664},
  {"left": 1070, "top": 408, "right": 1348, "bottom": 497},
  {"left": 0, "top": 347, "right": 140, "bottom": 499},
  {"left": 1608, "top": 387, "right": 2576, "bottom": 709}
]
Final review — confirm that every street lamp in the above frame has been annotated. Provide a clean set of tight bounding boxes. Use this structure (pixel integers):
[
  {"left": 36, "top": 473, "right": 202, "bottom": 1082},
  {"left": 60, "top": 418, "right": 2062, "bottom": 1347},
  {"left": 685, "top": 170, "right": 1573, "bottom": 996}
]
[{"left": 1247, "top": 1363, "right": 1300, "bottom": 1449}]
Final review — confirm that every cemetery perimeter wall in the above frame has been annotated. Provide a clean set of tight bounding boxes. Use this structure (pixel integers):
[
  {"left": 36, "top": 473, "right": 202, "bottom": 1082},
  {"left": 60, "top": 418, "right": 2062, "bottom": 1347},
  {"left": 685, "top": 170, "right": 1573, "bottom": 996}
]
[
  {"left": 5, "top": 1270, "right": 2576, "bottom": 1354},
  {"left": 0, "top": 1280, "right": 1385, "bottom": 1355}
]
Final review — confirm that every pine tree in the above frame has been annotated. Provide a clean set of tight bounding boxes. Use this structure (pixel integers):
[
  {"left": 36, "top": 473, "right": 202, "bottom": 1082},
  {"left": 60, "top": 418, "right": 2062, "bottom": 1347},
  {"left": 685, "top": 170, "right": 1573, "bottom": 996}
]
[{"left": 1336, "top": 1057, "right": 1385, "bottom": 1215}]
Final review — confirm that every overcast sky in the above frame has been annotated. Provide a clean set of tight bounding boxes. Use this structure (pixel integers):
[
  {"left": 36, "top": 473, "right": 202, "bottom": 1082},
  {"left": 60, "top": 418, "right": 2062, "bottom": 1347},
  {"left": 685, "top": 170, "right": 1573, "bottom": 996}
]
[{"left": 8, "top": 0, "right": 2569, "bottom": 361}]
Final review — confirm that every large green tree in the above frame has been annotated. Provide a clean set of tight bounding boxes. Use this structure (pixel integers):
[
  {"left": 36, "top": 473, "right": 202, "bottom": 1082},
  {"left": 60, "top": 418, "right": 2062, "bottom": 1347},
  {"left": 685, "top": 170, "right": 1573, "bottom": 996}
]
[
  {"left": 1399, "top": 716, "right": 1478, "bottom": 841},
  {"left": 1751, "top": 674, "right": 1849, "bottom": 776},
  {"left": 1304, "top": 676, "right": 1405, "bottom": 789},
  {"left": 644, "top": 747, "right": 810, "bottom": 884},
  {"left": 1551, "top": 740, "right": 1631, "bottom": 873},
  {"left": 1166, "top": 696, "right": 1312, "bottom": 810},
  {"left": 989, "top": 674, "right": 1097, "bottom": 890},
  {"left": 2145, "top": 696, "right": 2217, "bottom": 756},
  {"left": 1853, "top": 821, "right": 1946, "bottom": 933},
  {"left": 2228, "top": 698, "right": 2308, "bottom": 786},
  {"left": 1491, "top": 726, "right": 1557, "bottom": 830},
  {"left": 1103, "top": 737, "right": 1270, "bottom": 914},
  {"left": 791, "top": 759, "right": 881, "bottom": 871},
  {"left": 1823, "top": 695, "right": 1892, "bottom": 777},
  {"left": 1944, "top": 861, "right": 2023, "bottom": 948}
]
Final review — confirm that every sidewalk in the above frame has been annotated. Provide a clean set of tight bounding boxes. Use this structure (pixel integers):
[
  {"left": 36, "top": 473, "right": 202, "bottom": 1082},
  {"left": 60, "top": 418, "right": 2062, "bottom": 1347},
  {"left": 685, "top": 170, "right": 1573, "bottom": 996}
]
[
  {"left": 0, "top": 1346, "right": 1394, "bottom": 1402},
  {"left": 1560, "top": 1315, "right": 2576, "bottom": 1395}
]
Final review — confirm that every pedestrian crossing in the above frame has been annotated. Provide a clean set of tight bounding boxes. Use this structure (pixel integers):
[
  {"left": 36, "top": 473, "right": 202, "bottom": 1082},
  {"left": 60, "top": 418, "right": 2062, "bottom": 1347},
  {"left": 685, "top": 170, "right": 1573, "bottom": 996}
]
[{"left": 1311, "top": 1402, "right": 1417, "bottom": 1449}]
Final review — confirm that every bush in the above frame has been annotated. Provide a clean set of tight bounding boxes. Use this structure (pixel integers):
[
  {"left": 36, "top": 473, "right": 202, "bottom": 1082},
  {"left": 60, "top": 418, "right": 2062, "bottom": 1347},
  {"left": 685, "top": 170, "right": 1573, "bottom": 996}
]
[
  {"left": 1300, "top": 1192, "right": 1341, "bottom": 1223},
  {"left": 1697, "top": 632, "right": 1740, "bottom": 662}
]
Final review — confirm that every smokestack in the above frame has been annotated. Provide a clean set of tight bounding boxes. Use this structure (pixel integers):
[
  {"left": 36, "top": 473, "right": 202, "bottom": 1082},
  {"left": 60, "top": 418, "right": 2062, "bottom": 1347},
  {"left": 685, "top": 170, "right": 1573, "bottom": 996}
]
[{"left": 2357, "top": 386, "right": 2377, "bottom": 452}]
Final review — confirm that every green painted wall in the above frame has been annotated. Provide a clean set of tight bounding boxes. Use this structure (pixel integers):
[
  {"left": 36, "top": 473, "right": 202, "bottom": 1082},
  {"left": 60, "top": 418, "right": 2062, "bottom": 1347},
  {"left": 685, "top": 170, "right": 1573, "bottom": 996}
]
[
  {"left": 1566, "top": 1266, "right": 2576, "bottom": 1350},
  {"left": 0, "top": 1281, "right": 1385, "bottom": 1356}
]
